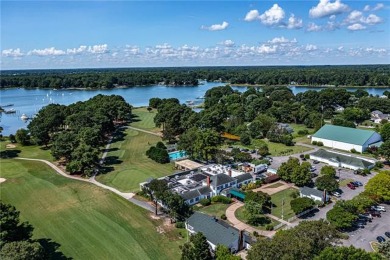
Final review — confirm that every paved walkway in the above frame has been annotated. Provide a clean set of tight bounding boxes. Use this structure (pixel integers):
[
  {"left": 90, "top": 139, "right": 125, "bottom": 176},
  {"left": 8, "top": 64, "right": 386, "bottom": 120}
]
[
  {"left": 126, "top": 126, "right": 163, "bottom": 137},
  {"left": 265, "top": 213, "right": 291, "bottom": 226},
  {"left": 225, "top": 202, "right": 276, "bottom": 238}
]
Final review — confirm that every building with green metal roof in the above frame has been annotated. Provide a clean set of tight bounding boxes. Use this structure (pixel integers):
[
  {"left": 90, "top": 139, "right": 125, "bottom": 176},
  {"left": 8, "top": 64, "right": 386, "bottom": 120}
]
[{"left": 312, "top": 125, "right": 382, "bottom": 153}]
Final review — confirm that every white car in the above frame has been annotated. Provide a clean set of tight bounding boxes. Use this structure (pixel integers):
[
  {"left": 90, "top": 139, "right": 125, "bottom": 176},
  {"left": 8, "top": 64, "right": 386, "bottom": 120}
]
[
  {"left": 371, "top": 206, "right": 386, "bottom": 212},
  {"left": 332, "top": 191, "right": 341, "bottom": 198}
]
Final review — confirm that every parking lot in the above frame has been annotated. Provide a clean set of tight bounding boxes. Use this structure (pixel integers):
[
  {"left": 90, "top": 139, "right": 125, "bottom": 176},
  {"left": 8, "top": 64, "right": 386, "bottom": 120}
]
[{"left": 343, "top": 204, "right": 390, "bottom": 252}]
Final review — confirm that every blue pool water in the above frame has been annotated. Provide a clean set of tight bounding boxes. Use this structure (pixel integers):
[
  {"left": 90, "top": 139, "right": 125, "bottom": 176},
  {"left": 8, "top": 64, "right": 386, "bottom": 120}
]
[{"left": 169, "top": 150, "right": 187, "bottom": 161}]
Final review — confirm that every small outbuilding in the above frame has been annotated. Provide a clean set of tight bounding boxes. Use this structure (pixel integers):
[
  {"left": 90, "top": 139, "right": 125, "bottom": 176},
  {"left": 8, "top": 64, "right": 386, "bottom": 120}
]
[{"left": 300, "top": 186, "right": 329, "bottom": 203}]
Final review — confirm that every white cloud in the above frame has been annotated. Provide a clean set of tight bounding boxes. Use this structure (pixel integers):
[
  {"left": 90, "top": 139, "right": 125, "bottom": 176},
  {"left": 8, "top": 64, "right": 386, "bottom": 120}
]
[
  {"left": 307, "top": 22, "right": 322, "bottom": 31},
  {"left": 67, "top": 45, "right": 87, "bottom": 55},
  {"left": 347, "top": 23, "right": 366, "bottom": 31},
  {"left": 258, "top": 44, "right": 277, "bottom": 54},
  {"left": 268, "top": 37, "right": 297, "bottom": 44},
  {"left": 364, "top": 3, "right": 385, "bottom": 12},
  {"left": 220, "top": 40, "right": 235, "bottom": 47},
  {"left": 244, "top": 10, "right": 261, "bottom": 21},
  {"left": 338, "top": 46, "right": 344, "bottom": 51},
  {"left": 345, "top": 11, "right": 382, "bottom": 25},
  {"left": 28, "top": 47, "right": 66, "bottom": 56},
  {"left": 201, "top": 21, "right": 229, "bottom": 31},
  {"left": 365, "top": 47, "right": 387, "bottom": 54},
  {"left": 309, "top": 0, "right": 349, "bottom": 18},
  {"left": 88, "top": 44, "right": 109, "bottom": 54},
  {"left": 125, "top": 45, "right": 140, "bottom": 55},
  {"left": 2, "top": 48, "right": 24, "bottom": 57},
  {"left": 259, "top": 4, "right": 285, "bottom": 25},
  {"left": 287, "top": 14, "right": 303, "bottom": 29},
  {"left": 305, "top": 44, "right": 318, "bottom": 51},
  {"left": 362, "top": 14, "right": 382, "bottom": 25}
]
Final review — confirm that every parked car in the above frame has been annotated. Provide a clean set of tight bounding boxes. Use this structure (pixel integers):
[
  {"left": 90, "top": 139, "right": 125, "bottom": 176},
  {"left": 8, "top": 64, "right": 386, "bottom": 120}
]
[
  {"left": 358, "top": 216, "right": 371, "bottom": 223},
  {"left": 265, "top": 156, "right": 273, "bottom": 162},
  {"left": 313, "top": 160, "right": 320, "bottom": 164},
  {"left": 377, "top": 236, "right": 386, "bottom": 243},
  {"left": 368, "top": 211, "right": 381, "bottom": 217},
  {"left": 332, "top": 191, "right": 342, "bottom": 198},
  {"left": 250, "top": 150, "right": 256, "bottom": 154},
  {"left": 354, "top": 222, "right": 365, "bottom": 228},
  {"left": 371, "top": 206, "right": 386, "bottom": 212},
  {"left": 310, "top": 166, "right": 316, "bottom": 172},
  {"left": 385, "top": 232, "right": 390, "bottom": 238},
  {"left": 354, "top": 181, "right": 363, "bottom": 186},
  {"left": 350, "top": 182, "right": 359, "bottom": 188},
  {"left": 359, "top": 213, "right": 373, "bottom": 220},
  {"left": 347, "top": 183, "right": 356, "bottom": 190}
]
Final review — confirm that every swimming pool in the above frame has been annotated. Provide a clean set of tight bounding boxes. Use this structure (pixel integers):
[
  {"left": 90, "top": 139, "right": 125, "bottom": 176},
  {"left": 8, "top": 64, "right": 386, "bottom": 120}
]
[{"left": 169, "top": 150, "right": 187, "bottom": 161}]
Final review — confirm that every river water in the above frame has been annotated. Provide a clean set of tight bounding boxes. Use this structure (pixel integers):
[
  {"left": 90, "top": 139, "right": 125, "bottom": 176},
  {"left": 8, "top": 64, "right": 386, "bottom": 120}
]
[{"left": 0, "top": 83, "right": 388, "bottom": 135}]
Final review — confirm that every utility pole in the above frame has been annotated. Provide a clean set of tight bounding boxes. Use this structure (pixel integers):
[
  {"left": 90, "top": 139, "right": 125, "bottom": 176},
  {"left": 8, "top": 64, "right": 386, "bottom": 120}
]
[{"left": 282, "top": 198, "right": 284, "bottom": 220}]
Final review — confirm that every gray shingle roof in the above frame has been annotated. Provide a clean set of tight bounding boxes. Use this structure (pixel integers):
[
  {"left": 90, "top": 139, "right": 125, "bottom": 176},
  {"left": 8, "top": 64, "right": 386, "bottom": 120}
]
[
  {"left": 311, "top": 149, "right": 375, "bottom": 169},
  {"left": 181, "top": 186, "right": 212, "bottom": 201},
  {"left": 235, "top": 173, "right": 253, "bottom": 183},
  {"left": 187, "top": 212, "right": 239, "bottom": 247},
  {"left": 210, "top": 174, "right": 236, "bottom": 187},
  {"left": 300, "top": 186, "right": 324, "bottom": 198}
]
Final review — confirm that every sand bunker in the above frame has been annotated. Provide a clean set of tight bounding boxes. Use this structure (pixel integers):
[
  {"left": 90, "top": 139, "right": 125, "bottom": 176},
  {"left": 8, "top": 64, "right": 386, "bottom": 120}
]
[
  {"left": 6, "top": 144, "right": 16, "bottom": 148},
  {"left": 0, "top": 178, "right": 6, "bottom": 184}
]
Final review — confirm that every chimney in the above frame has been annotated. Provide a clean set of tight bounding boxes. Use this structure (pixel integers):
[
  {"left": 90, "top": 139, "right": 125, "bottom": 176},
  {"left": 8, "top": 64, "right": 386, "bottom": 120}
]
[
  {"left": 228, "top": 169, "right": 232, "bottom": 177},
  {"left": 238, "top": 230, "right": 244, "bottom": 251},
  {"left": 207, "top": 176, "right": 210, "bottom": 187}
]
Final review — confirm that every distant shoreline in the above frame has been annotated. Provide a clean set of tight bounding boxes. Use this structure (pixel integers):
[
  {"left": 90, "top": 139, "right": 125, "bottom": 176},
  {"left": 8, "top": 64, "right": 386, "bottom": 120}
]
[{"left": 229, "top": 84, "right": 390, "bottom": 89}]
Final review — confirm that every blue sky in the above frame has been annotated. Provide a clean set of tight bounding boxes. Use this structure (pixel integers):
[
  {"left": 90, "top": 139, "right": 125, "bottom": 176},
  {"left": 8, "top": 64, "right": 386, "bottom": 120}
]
[{"left": 1, "top": 0, "right": 389, "bottom": 69}]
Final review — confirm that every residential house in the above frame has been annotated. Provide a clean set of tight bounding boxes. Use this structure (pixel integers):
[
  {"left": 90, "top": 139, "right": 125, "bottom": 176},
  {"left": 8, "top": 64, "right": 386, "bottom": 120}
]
[
  {"left": 370, "top": 110, "right": 389, "bottom": 124},
  {"left": 186, "top": 212, "right": 245, "bottom": 252},
  {"left": 300, "top": 186, "right": 329, "bottom": 203}
]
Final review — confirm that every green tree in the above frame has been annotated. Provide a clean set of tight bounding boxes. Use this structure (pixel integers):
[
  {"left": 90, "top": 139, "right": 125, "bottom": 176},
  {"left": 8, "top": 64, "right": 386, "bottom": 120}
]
[
  {"left": 15, "top": 129, "right": 30, "bottom": 146},
  {"left": 148, "top": 179, "right": 168, "bottom": 215},
  {"left": 379, "top": 141, "right": 390, "bottom": 161},
  {"left": 215, "top": 245, "right": 241, "bottom": 260},
  {"left": 326, "top": 205, "right": 358, "bottom": 230},
  {"left": 315, "top": 246, "right": 383, "bottom": 260},
  {"left": 277, "top": 157, "right": 300, "bottom": 182},
  {"left": 233, "top": 152, "right": 252, "bottom": 163},
  {"left": 290, "top": 197, "right": 315, "bottom": 214},
  {"left": 321, "top": 165, "right": 336, "bottom": 177},
  {"left": 378, "top": 240, "right": 390, "bottom": 259},
  {"left": 315, "top": 175, "right": 339, "bottom": 192},
  {"left": 244, "top": 191, "right": 271, "bottom": 216},
  {"left": 164, "top": 192, "right": 192, "bottom": 222},
  {"left": 240, "top": 132, "right": 251, "bottom": 146},
  {"left": 248, "top": 220, "right": 341, "bottom": 260},
  {"left": 66, "top": 143, "right": 99, "bottom": 176},
  {"left": 365, "top": 170, "right": 390, "bottom": 201},
  {"left": 0, "top": 202, "right": 33, "bottom": 247},
  {"left": 291, "top": 162, "right": 312, "bottom": 187},
  {"left": 0, "top": 241, "right": 45, "bottom": 260},
  {"left": 380, "top": 123, "right": 390, "bottom": 142},
  {"left": 180, "top": 232, "right": 212, "bottom": 260},
  {"left": 51, "top": 131, "right": 78, "bottom": 161}
]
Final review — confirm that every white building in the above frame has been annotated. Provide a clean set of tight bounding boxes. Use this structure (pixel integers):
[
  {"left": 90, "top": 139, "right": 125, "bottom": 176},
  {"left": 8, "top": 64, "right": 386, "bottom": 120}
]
[{"left": 311, "top": 125, "right": 382, "bottom": 153}]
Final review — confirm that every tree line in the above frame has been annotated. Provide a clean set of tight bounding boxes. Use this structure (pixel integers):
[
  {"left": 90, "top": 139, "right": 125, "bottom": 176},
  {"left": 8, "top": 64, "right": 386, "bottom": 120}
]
[
  {"left": 16, "top": 95, "right": 132, "bottom": 176},
  {"left": 1, "top": 65, "right": 389, "bottom": 89},
  {"left": 150, "top": 85, "right": 390, "bottom": 163}
]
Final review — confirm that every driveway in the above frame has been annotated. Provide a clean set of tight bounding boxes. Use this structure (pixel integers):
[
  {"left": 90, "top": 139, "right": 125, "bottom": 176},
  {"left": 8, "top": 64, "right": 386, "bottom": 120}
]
[{"left": 343, "top": 204, "right": 390, "bottom": 252}]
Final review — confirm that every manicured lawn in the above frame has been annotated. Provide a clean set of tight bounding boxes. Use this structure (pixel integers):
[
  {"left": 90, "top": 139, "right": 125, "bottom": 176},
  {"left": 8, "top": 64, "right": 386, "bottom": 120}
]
[
  {"left": 264, "top": 140, "right": 312, "bottom": 156},
  {"left": 0, "top": 140, "right": 53, "bottom": 161},
  {"left": 0, "top": 159, "right": 182, "bottom": 260},
  {"left": 96, "top": 128, "right": 174, "bottom": 192},
  {"left": 198, "top": 203, "right": 230, "bottom": 217},
  {"left": 289, "top": 124, "right": 314, "bottom": 138},
  {"left": 131, "top": 107, "right": 162, "bottom": 133},
  {"left": 235, "top": 206, "right": 279, "bottom": 230},
  {"left": 270, "top": 188, "right": 297, "bottom": 220}
]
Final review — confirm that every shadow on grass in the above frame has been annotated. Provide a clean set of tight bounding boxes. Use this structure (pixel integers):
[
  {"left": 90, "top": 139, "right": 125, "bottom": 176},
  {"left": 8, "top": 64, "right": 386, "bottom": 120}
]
[
  {"left": 112, "top": 129, "right": 127, "bottom": 142},
  {"left": 130, "top": 114, "right": 141, "bottom": 123},
  {"left": 104, "top": 156, "right": 123, "bottom": 165},
  {"left": 38, "top": 238, "right": 72, "bottom": 260},
  {"left": 0, "top": 149, "right": 21, "bottom": 158},
  {"left": 104, "top": 147, "right": 119, "bottom": 153},
  {"left": 98, "top": 166, "right": 115, "bottom": 175}
]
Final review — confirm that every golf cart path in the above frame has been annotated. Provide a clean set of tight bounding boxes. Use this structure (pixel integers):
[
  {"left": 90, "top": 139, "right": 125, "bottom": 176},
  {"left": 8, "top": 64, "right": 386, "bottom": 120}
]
[
  {"left": 16, "top": 157, "right": 135, "bottom": 200},
  {"left": 126, "top": 126, "right": 162, "bottom": 137}
]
